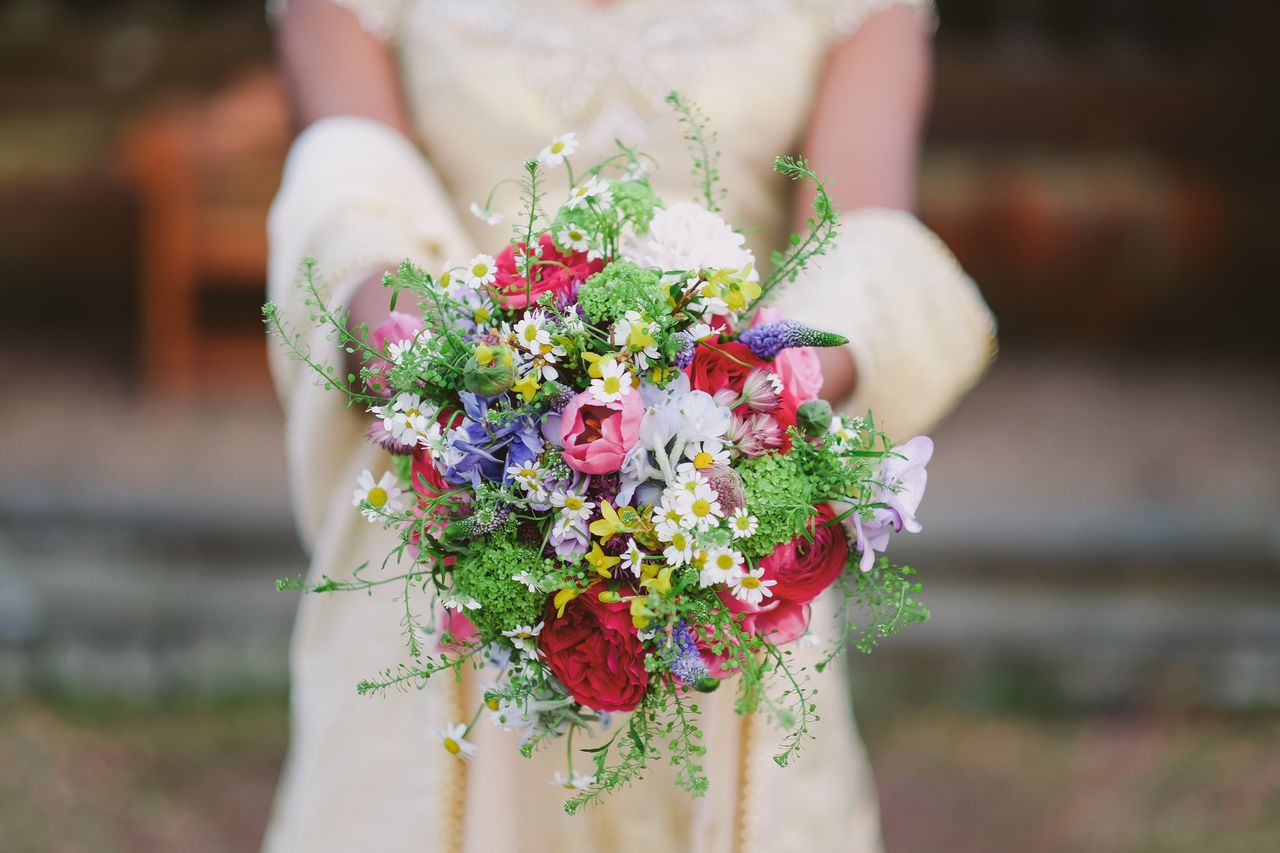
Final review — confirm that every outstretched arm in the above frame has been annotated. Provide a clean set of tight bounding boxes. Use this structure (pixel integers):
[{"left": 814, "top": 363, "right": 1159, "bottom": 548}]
[
  {"left": 276, "top": 0, "right": 412, "bottom": 339},
  {"left": 798, "top": 6, "right": 933, "bottom": 404}
]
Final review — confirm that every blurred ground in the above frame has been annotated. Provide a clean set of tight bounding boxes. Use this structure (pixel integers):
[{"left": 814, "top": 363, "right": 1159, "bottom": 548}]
[{"left": 4, "top": 698, "right": 1279, "bottom": 853}]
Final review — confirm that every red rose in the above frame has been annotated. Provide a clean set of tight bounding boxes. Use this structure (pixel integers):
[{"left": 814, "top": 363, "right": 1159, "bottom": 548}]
[
  {"left": 758, "top": 504, "right": 849, "bottom": 605},
  {"left": 539, "top": 585, "right": 648, "bottom": 712},
  {"left": 493, "top": 233, "right": 603, "bottom": 309},
  {"left": 686, "top": 339, "right": 801, "bottom": 437}
]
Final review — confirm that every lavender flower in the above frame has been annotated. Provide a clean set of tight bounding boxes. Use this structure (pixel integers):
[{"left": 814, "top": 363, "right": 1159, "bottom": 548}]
[
  {"left": 851, "top": 436, "right": 933, "bottom": 571},
  {"left": 659, "top": 621, "right": 718, "bottom": 691},
  {"left": 673, "top": 333, "right": 695, "bottom": 368},
  {"left": 737, "top": 321, "right": 847, "bottom": 359}
]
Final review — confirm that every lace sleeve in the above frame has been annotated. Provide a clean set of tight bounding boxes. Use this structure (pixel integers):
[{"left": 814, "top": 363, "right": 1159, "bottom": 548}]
[{"left": 266, "top": 0, "right": 406, "bottom": 41}]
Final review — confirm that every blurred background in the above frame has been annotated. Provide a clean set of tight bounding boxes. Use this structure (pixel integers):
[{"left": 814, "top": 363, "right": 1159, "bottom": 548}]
[{"left": 2, "top": 1, "right": 1278, "bottom": 850}]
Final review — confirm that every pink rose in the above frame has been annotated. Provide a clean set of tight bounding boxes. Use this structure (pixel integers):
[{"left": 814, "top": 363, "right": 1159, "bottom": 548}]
[
  {"left": 753, "top": 306, "right": 824, "bottom": 403},
  {"left": 365, "top": 311, "right": 425, "bottom": 395},
  {"left": 540, "top": 585, "right": 648, "bottom": 712},
  {"left": 493, "top": 233, "right": 604, "bottom": 310},
  {"left": 559, "top": 390, "right": 642, "bottom": 475},
  {"left": 715, "top": 587, "right": 812, "bottom": 646}
]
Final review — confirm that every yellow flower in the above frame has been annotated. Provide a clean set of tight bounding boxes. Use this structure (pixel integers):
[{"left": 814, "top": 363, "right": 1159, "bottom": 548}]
[
  {"left": 588, "top": 501, "right": 628, "bottom": 543},
  {"left": 474, "top": 344, "right": 496, "bottom": 366},
  {"left": 584, "top": 542, "right": 621, "bottom": 578},
  {"left": 627, "top": 323, "right": 656, "bottom": 352},
  {"left": 512, "top": 372, "right": 540, "bottom": 403},
  {"left": 630, "top": 597, "right": 654, "bottom": 630},
  {"left": 553, "top": 587, "right": 581, "bottom": 618},
  {"left": 639, "top": 564, "right": 674, "bottom": 596},
  {"left": 582, "top": 351, "right": 622, "bottom": 379},
  {"left": 598, "top": 589, "right": 623, "bottom": 603}
]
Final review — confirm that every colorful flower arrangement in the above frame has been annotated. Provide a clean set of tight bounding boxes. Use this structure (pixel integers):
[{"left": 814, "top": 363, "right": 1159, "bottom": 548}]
[{"left": 265, "top": 94, "right": 931, "bottom": 812}]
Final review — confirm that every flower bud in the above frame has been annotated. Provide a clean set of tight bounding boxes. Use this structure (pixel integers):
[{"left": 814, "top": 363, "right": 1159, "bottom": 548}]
[
  {"left": 463, "top": 346, "right": 516, "bottom": 396},
  {"left": 797, "top": 399, "right": 834, "bottom": 437}
]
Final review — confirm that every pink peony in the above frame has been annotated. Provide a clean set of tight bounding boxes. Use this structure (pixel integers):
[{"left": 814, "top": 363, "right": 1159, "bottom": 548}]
[
  {"left": 759, "top": 504, "right": 849, "bottom": 605},
  {"left": 715, "top": 587, "right": 812, "bottom": 645},
  {"left": 559, "top": 390, "right": 643, "bottom": 475}
]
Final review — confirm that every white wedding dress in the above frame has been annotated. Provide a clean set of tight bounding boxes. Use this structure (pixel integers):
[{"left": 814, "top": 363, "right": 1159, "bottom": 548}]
[{"left": 263, "top": 1, "right": 995, "bottom": 851}]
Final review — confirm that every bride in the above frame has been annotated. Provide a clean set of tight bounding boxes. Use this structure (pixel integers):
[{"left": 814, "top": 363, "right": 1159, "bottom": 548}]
[{"left": 263, "top": 1, "right": 995, "bottom": 851}]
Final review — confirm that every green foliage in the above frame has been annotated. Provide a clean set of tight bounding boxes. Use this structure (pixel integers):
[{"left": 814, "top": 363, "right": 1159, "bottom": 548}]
[
  {"left": 736, "top": 452, "right": 816, "bottom": 556},
  {"left": 666, "top": 91, "right": 724, "bottom": 212},
  {"left": 452, "top": 528, "right": 554, "bottom": 641},
  {"left": 577, "top": 260, "right": 667, "bottom": 324},
  {"left": 749, "top": 156, "right": 841, "bottom": 317}
]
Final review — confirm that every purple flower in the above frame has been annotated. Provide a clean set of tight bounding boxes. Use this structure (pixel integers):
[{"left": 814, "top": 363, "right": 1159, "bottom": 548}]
[
  {"left": 550, "top": 519, "right": 589, "bottom": 559},
  {"left": 442, "top": 392, "right": 543, "bottom": 488},
  {"left": 658, "top": 620, "right": 712, "bottom": 687},
  {"left": 673, "top": 334, "right": 695, "bottom": 368},
  {"left": 851, "top": 436, "right": 933, "bottom": 571},
  {"left": 737, "top": 320, "right": 848, "bottom": 360}
]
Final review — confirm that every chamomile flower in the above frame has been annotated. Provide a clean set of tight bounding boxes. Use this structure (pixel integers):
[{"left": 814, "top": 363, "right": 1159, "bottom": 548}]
[
  {"left": 551, "top": 770, "right": 597, "bottom": 790},
  {"left": 550, "top": 489, "right": 595, "bottom": 523},
  {"left": 729, "top": 507, "right": 759, "bottom": 539},
  {"left": 435, "top": 722, "right": 478, "bottom": 762},
  {"left": 461, "top": 253, "right": 497, "bottom": 288},
  {"left": 557, "top": 223, "right": 592, "bottom": 254},
  {"left": 662, "top": 529, "right": 696, "bottom": 566},
  {"left": 441, "top": 594, "right": 481, "bottom": 611},
  {"left": 513, "top": 312, "right": 551, "bottom": 351},
  {"left": 681, "top": 439, "right": 731, "bottom": 471},
  {"left": 686, "top": 322, "right": 717, "bottom": 342},
  {"left": 506, "top": 461, "right": 546, "bottom": 497},
  {"left": 566, "top": 174, "right": 612, "bottom": 210},
  {"left": 730, "top": 566, "right": 776, "bottom": 605},
  {"left": 352, "top": 470, "right": 405, "bottom": 522},
  {"left": 388, "top": 392, "right": 432, "bottom": 445},
  {"left": 702, "top": 547, "right": 744, "bottom": 587},
  {"left": 589, "top": 358, "right": 632, "bottom": 403},
  {"left": 512, "top": 570, "right": 542, "bottom": 593},
  {"left": 611, "top": 311, "right": 660, "bottom": 369},
  {"left": 469, "top": 202, "right": 503, "bottom": 226},
  {"left": 501, "top": 622, "right": 544, "bottom": 656},
  {"left": 676, "top": 481, "right": 723, "bottom": 531},
  {"left": 619, "top": 538, "right": 648, "bottom": 578},
  {"left": 538, "top": 132, "right": 578, "bottom": 168}
]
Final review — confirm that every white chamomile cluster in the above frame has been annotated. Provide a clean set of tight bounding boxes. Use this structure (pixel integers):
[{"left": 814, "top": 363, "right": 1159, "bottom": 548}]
[
  {"left": 508, "top": 309, "right": 566, "bottom": 381},
  {"left": 373, "top": 392, "right": 444, "bottom": 452},
  {"left": 649, "top": 467, "right": 767, "bottom": 605},
  {"left": 588, "top": 357, "right": 633, "bottom": 404}
]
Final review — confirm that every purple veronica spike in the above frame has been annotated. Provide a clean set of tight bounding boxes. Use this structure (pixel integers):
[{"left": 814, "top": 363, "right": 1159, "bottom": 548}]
[
  {"left": 737, "top": 321, "right": 848, "bottom": 360},
  {"left": 660, "top": 620, "right": 712, "bottom": 687}
]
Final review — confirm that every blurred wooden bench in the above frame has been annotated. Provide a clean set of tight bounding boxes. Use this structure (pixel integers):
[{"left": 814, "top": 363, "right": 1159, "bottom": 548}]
[{"left": 121, "top": 70, "right": 289, "bottom": 395}]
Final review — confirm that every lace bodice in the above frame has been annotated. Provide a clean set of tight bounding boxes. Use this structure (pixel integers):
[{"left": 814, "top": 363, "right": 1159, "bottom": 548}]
[{"left": 271, "top": 0, "right": 934, "bottom": 259}]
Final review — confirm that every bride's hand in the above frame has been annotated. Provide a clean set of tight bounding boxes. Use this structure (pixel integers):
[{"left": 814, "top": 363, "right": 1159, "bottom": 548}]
[{"left": 815, "top": 346, "right": 857, "bottom": 406}]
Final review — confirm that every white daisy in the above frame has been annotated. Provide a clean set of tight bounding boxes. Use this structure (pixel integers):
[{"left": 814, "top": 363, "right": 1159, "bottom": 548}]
[
  {"left": 557, "top": 223, "right": 592, "bottom": 254},
  {"left": 676, "top": 481, "right": 723, "bottom": 531},
  {"left": 352, "top": 470, "right": 406, "bottom": 522},
  {"left": 538, "top": 132, "right": 578, "bottom": 168},
  {"left": 589, "top": 358, "right": 632, "bottom": 404},
  {"left": 550, "top": 489, "right": 595, "bottom": 522},
  {"left": 681, "top": 439, "right": 730, "bottom": 472},
  {"left": 469, "top": 202, "right": 503, "bottom": 226},
  {"left": 441, "top": 594, "right": 481, "bottom": 611},
  {"left": 729, "top": 507, "right": 758, "bottom": 539},
  {"left": 461, "top": 253, "right": 497, "bottom": 288},
  {"left": 662, "top": 529, "right": 696, "bottom": 567},
  {"left": 566, "top": 174, "right": 612, "bottom": 210},
  {"left": 387, "top": 392, "right": 432, "bottom": 445},
  {"left": 686, "top": 322, "right": 717, "bottom": 342},
  {"left": 506, "top": 461, "right": 546, "bottom": 497},
  {"left": 702, "top": 547, "right": 745, "bottom": 587},
  {"left": 434, "top": 722, "right": 478, "bottom": 762},
  {"left": 501, "top": 622, "right": 544, "bottom": 656},
  {"left": 730, "top": 566, "right": 776, "bottom": 605},
  {"left": 513, "top": 313, "right": 551, "bottom": 351},
  {"left": 551, "top": 770, "right": 597, "bottom": 790},
  {"left": 619, "top": 539, "right": 647, "bottom": 578},
  {"left": 512, "top": 570, "right": 542, "bottom": 593}
]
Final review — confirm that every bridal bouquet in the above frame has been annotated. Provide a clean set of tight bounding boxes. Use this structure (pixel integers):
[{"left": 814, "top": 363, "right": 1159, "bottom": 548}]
[{"left": 266, "top": 94, "right": 930, "bottom": 812}]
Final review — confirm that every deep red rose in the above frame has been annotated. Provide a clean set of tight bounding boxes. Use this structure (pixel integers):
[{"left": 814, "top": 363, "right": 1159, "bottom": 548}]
[
  {"left": 539, "top": 585, "right": 648, "bottom": 712},
  {"left": 759, "top": 504, "right": 849, "bottom": 605},
  {"left": 686, "top": 339, "right": 801, "bottom": 437},
  {"left": 493, "top": 233, "right": 603, "bottom": 309}
]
